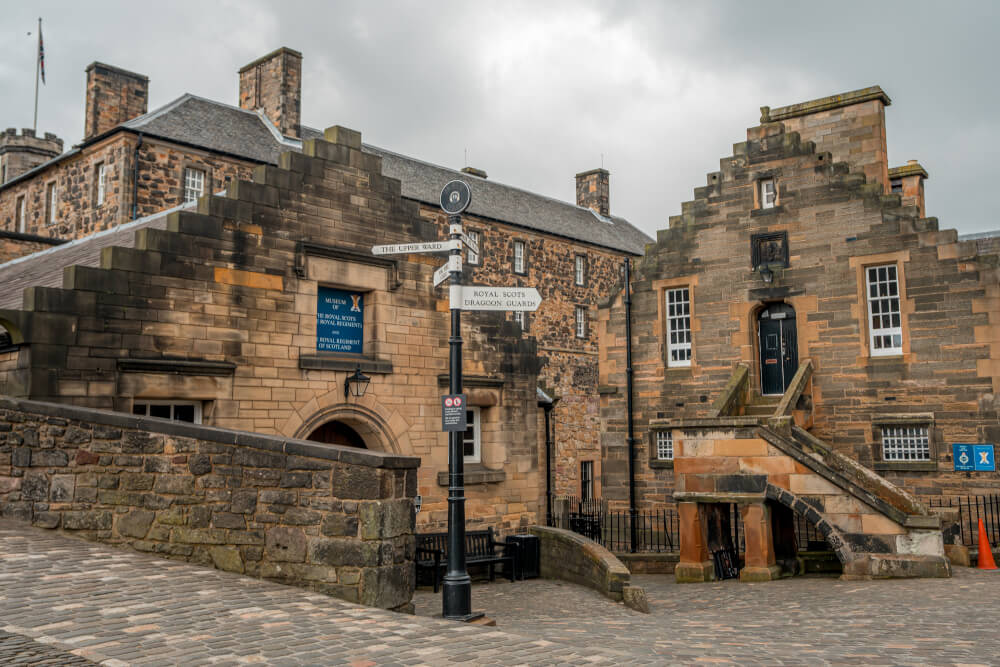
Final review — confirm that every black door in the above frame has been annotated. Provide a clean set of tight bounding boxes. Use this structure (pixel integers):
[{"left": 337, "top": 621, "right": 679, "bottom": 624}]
[{"left": 758, "top": 303, "right": 797, "bottom": 395}]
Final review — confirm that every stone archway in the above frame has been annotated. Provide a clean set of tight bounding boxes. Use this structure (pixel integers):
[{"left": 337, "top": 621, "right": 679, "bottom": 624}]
[{"left": 292, "top": 403, "right": 401, "bottom": 454}]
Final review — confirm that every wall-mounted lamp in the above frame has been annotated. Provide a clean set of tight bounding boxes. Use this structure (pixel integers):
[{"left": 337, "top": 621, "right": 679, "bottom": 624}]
[
  {"left": 344, "top": 363, "right": 371, "bottom": 399},
  {"left": 759, "top": 266, "right": 774, "bottom": 284}
]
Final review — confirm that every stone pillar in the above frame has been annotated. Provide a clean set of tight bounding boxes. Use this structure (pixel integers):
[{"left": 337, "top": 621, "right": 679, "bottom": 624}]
[
  {"left": 739, "top": 502, "right": 781, "bottom": 582},
  {"left": 675, "top": 502, "right": 714, "bottom": 583}
]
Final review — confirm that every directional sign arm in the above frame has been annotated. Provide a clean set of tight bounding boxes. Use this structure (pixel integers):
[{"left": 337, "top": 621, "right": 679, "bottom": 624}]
[{"left": 372, "top": 239, "right": 462, "bottom": 256}]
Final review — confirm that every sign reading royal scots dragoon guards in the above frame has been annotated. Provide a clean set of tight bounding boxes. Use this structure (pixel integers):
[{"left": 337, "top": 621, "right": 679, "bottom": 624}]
[{"left": 316, "top": 286, "right": 364, "bottom": 354}]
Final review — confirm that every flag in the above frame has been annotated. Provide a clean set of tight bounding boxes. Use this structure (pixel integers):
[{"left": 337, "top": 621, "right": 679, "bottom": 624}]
[{"left": 38, "top": 21, "right": 45, "bottom": 85}]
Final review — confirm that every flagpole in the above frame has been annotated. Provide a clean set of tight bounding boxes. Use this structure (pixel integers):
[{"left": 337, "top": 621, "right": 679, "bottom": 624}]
[{"left": 33, "top": 17, "right": 40, "bottom": 131}]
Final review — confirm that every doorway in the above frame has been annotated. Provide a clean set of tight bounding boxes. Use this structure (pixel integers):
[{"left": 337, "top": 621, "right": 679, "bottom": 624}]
[
  {"left": 758, "top": 302, "right": 797, "bottom": 395},
  {"left": 307, "top": 420, "right": 368, "bottom": 448}
]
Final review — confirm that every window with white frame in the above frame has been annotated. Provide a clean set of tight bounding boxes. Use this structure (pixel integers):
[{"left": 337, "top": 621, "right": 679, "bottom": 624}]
[
  {"left": 46, "top": 182, "right": 57, "bottom": 225},
  {"left": 881, "top": 425, "right": 930, "bottom": 461},
  {"left": 466, "top": 229, "right": 480, "bottom": 265},
  {"left": 95, "top": 162, "right": 107, "bottom": 206},
  {"left": 513, "top": 310, "right": 526, "bottom": 330},
  {"left": 132, "top": 400, "right": 202, "bottom": 424},
  {"left": 655, "top": 431, "right": 674, "bottom": 460},
  {"left": 666, "top": 287, "right": 692, "bottom": 367},
  {"left": 462, "top": 407, "right": 481, "bottom": 463},
  {"left": 513, "top": 240, "right": 526, "bottom": 274},
  {"left": 866, "top": 264, "right": 903, "bottom": 356},
  {"left": 183, "top": 167, "right": 206, "bottom": 204},
  {"left": 15, "top": 195, "right": 26, "bottom": 233},
  {"left": 580, "top": 460, "right": 594, "bottom": 501},
  {"left": 575, "top": 306, "right": 587, "bottom": 338},
  {"left": 575, "top": 255, "right": 586, "bottom": 286},
  {"left": 759, "top": 178, "right": 776, "bottom": 209}
]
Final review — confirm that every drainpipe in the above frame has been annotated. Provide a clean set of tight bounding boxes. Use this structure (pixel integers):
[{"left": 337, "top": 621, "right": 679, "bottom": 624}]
[
  {"left": 625, "top": 257, "right": 637, "bottom": 553},
  {"left": 131, "top": 133, "right": 143, "bottom": 220}
]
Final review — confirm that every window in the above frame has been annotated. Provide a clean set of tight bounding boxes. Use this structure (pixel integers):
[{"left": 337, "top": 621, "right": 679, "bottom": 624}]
[
  {"left": 655, "top": 431, "right": 674, "bottom": 461},
  {"left": 95, "top": 162, "right": 107, "bottom": 206},
  {"left": 132, "top": 400, "right": 202, "bottom": 424},
  {"left": 45, "top": 182, "right": 57, "bottom": 225},
  {"left": 513, "top": 310, "right": 526, "bottom": 330},
  {"left": 574, "top": 255, "right": 586, "bottom": 286},
  {"left": 881, "top": 425, "right": 930, "bottom": 462},
  {"left": 580, "top": 461, "right": 594, "bottom": 501},
  {"left": 513, "top": 240, "right": 526, "bottom": 274},
  {"left": 575, "top": 306, "right": 587, "bottom": 339},
  {"left": 866, "top": 264, "right": 903, "bottom": 356},
  {"left": 666, "top": 287, "right": 692, "bottom": 367},
  {"left": 462, "top": 407, "right": 481, "bottom": 463},
  {"left": 466, "top": 230, "right": 480, "bottom": 265},
  {"left": 890, "top": 178, "right": 903, "bottom": 194},
  {"left": 183, "top": 167, "right": 206, "bottom": 204},
  {"left": 15, "top": 195, "right": 26, "bottom": 233},
  {"left": 759, "top": 178, "right": 776, "bottom": 209}
]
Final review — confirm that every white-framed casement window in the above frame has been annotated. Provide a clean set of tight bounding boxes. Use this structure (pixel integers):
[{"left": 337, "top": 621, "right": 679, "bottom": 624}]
[
  {"left": 132, "top": 400, "right": 203, "bottom": 424},
  {"left": 866, "top": 264, "right": 903, "bottom": 356},
  {"left": 45, "top": 182, "right": 57, "bottom": 225},
  {"left": 881, "top": 425, "right": 930, "bottom": 462},
  {"left": 655, "top": 431, "right": 674, "bottom": 461},
  {"left": 466, "top": 229, "right": 480, "bottom": 265},
  {"left": 580, "top": 460, "right": 594, "bottom": 501},
  {"left": 513, "top": 240, "right": 526, "bottom": 274},
  {"left": 666, "top": 287, "right": 692, "bottom": 367},
  {"left": 95, "top": 162, "right": 107, "bottom": 206},
  {"left": 575, "top": 305, "right": 587, "bottom": 339},
  {"left": 574, "top": 255, "right": 586, "bottom": 286},
  {"left": 759, "top": 178, "right": 776, "bottom": 209},
  {"left": 462, "top": 406, "right": 481, "bottom": 463},
  {"left": 15, "top": 195, "right": 26, "bottom": 233},
  {"left": 183, "top": 167, "right": 206, "bottom": 204}
]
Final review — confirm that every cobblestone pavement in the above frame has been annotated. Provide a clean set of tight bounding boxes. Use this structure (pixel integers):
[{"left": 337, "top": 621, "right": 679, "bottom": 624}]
[
  {"left": 3, "top": 519, "right": 999, "bottom": 666},
  {"left": 415, "top": 567, "right": 1000, "bottom": 665}
]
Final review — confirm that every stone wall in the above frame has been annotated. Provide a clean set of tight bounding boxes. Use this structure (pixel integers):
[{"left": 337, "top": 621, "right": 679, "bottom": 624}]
[
  {"left": 0, "top": 396, "right": 419, "bottom": 610},
  {"left": 529, "top": 525, "right": 639, "bottom": 605}
]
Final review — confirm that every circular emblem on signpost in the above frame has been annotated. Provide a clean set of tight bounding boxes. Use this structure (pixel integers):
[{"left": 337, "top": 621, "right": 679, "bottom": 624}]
[
  {"left": 453, "top": 396, "right": 462, "bottom": 407},
  {"left": 445, "top": 397, "right": 454, "bottom": 407},
  {"left": 440, "top": 180, "right": 472, "bottom": 215}
]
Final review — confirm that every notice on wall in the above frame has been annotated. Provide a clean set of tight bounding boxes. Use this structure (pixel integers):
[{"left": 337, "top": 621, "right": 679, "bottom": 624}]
[
  {"left": 317, "top": 286, "right": 364, "bottom": 354},
  {"left": 953, "top": 443, "right": 996, "bottom": 472}
]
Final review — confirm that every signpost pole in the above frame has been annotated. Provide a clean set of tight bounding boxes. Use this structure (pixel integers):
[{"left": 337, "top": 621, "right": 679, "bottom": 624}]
[{"left": 442, "top": 207, "right": 473, "bottom": 619}]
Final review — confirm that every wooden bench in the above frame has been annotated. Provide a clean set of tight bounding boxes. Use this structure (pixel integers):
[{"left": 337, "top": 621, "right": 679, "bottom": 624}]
[{"left": 416, "top": 528, "right": 518, "bottom": 592}]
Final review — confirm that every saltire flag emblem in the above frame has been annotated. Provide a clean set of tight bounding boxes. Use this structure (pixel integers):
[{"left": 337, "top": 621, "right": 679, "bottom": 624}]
[{"left": 38, "top": 23, "right": 45, "bottom": 84}]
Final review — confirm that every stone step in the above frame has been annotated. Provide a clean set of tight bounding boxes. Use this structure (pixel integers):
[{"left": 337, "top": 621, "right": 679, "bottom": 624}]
[{"left": 743, "top": 405, "right": 777, "bottom": 417}]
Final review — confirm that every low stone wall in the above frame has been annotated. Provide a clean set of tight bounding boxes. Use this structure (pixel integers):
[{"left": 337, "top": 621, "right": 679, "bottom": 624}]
[
  {"left": 0, "top": 396, "right": 420, "bottom": 611},
  {"left": 529, "top": 525, "right": 648, "bottom": 612},
  {"left": 616, "top": 552, "right": 679, "bottom": 574}
]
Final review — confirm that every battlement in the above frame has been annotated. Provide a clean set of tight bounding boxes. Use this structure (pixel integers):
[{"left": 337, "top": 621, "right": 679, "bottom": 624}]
[
  {"left": 0, "top": 128, "right": 63, "bottom": 151},
  {"left": 0, "top": 128, "right": 64, "bottom": 184}
]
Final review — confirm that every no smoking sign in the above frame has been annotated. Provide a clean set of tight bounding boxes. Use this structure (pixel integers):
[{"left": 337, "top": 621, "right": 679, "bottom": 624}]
[{"left": 441, "top": 394, "right": 468, "bottom": 432}]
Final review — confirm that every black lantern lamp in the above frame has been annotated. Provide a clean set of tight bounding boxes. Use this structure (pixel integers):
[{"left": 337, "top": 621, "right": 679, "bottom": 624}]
[
  {"left": 759, "top": 265, "right": 774, "bottom": 284},
  {"left": 344, "top": 364, "right": 371, "bottom": 399}
]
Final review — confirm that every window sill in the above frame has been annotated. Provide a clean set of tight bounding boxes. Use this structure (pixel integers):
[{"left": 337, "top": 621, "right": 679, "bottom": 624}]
[
  {"left": 873, "top": 461, "right": 938, "bottom": 472},
  {"left": 649, "top": 459, "right": 675, "bottom": 470},
  {"left": 436, "top": 464, "right": 506, "bottom": 486},
  {"left": 750, "top": 205, "right": 785, "bottom": 217}
]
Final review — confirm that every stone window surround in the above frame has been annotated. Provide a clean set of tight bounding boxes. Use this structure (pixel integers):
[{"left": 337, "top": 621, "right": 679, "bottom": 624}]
[
  {"left": 94, "top": 161, "right": 107, "bottom": 207},
  {"left": 848, "top": 250, "right": 912, "bottom": 364},
  {"left": 752, "top": 170, "right": 780, "bottom": 210},
  {"left": 575, "top": 305, "right": 588, "bottom": 339},
  {"left": 574, "top": 254, "right": 587, "bottom": 287},
  {"left": 871, "top": 413, "right": 938, "bottom": 472},
  {"left": 648, "top": 427, "right": 675, "bottom": 469},
  {"left": 181, "top": 162, "right": 212, "bottom": 204},
  {"left": 652, "top": 274, "right": 699, "bottom": 372}
]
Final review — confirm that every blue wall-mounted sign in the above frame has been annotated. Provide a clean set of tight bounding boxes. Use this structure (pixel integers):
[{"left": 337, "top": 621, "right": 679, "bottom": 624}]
[
  {"left": 317, "top": 287, "right": 364, "bottom": 354},
  {"left": 974, "top": 444, "right": 996, "bottom": 472},
  {"left": 953, "top": 444, "right": 975, "bottom": 472}
]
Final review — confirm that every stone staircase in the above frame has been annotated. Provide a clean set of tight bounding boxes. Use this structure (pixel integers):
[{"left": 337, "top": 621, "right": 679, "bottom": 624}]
[{"left": 742, "top": 394, "right": 781, "bottom": 418}]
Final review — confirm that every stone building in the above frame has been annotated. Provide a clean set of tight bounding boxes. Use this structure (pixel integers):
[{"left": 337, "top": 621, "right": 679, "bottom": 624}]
[
  {"left": 598, "top": 86, "right": 997, "bottom": 580},
  {"left": 0, "top": 47, "right": 650, "bottom": 531}
]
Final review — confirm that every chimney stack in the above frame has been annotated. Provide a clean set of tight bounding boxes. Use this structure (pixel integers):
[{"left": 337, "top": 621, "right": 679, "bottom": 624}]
[
  {"left": 575, "top": 168, "right": 610, "bottom": 217},
  {"left": 239, "top": 47, "right": 303, "bottom": 139},
  {"left": 84, "top": 62, "right": 149, "bottom": 140}
]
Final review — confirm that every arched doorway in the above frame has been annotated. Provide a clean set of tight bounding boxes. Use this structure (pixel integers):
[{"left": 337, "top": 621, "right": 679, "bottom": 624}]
[
  {"left": 307, "top": 420, "right": 368, "bottom": 448},
  {"left": 757, "top": 302, "right": 797, "bottom": 395}
]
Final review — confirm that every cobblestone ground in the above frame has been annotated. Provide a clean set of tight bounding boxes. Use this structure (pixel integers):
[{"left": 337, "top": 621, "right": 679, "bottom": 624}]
[{"left": 3, "top": 519, "right": 999, "bottom": 666}]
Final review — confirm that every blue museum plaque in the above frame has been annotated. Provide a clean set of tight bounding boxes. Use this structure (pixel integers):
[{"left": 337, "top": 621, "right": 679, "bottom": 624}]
[
  {"left": 317, "top": 287, "right": 364, "bottom": 354},
  {"left": 953, "top": 444, "right": 975, "bottom": 472},
  {"left": 974, "top": 444, "right": 996, "bottom": 472}
]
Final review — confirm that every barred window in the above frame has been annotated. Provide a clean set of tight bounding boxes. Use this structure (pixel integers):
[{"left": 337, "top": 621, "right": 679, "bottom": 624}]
[
  {"left": 575, "top": 306, "right": 587, "bottom": 339},
  {"left": 881, "top": 425, "right": 930, "bottom": 461},
  {"left": 513, "top": 240, "right": 526, "bottom": 274},
  {"left": 656, "top": 431, "right": 674, "bottom": 460},
  {"left": 666, "top": 287, "right": 691, "bottom": 367},
  {"left": 866, "top": 264, "right": 903, "bottom": 356},
  {"left": 183, "top": 167, "right": 205, "bottom": 204}
]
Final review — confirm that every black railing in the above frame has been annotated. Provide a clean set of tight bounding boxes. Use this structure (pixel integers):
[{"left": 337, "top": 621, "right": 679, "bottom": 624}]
[{"left": 928, "top": 494, "right": 1000, "bottom": 547}]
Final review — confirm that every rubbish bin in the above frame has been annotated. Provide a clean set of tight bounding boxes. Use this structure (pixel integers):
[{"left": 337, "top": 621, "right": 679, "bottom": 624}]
[{"left": 506, "top": 534, "right": 540, "bottom": 579}]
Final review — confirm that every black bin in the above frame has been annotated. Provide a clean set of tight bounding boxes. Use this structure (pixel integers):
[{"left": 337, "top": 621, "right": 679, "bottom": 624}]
[{"left": 506, "top": 534, "right": 540, "bottom": 579}]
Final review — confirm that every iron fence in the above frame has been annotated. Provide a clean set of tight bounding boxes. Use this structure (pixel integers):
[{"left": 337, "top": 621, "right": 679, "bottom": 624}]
[{"left": 928, "top": 494, "right": 1000, "bottom": 547}]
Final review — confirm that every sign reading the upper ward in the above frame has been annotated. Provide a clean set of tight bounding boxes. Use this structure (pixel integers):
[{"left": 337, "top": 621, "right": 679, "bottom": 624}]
[{"left": 317, "top": 287, "right": 364, "bottom": 354}]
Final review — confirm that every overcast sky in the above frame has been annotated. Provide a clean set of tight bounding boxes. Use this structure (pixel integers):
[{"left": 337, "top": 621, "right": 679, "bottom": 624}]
[{"left": 2, "top": 1, "right": 997, "bottom": 237}]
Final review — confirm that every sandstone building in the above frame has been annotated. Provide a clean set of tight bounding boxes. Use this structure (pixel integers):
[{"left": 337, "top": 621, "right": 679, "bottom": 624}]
[
  {"left": 598, "top": 86, "right": 996, "bottom": 580},
  {"left": 0, "top": 48, "right": 650, "bottom": 532}
]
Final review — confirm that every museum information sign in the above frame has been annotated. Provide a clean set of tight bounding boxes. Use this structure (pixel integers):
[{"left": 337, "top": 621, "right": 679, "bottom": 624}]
[{"left": 317, "top": 286, "right": 364, "bottom": 354}]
